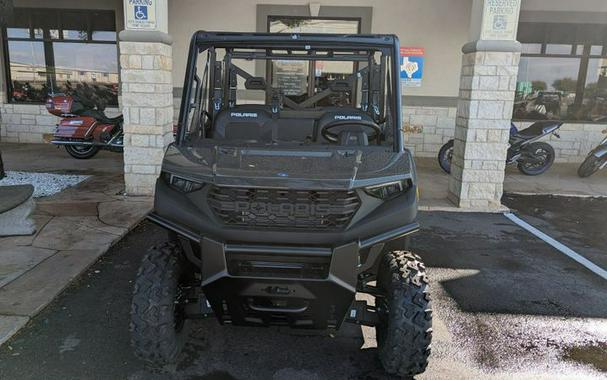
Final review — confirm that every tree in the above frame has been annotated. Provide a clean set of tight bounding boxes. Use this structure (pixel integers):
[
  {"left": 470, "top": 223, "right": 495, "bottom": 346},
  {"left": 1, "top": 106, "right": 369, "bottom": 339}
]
[
  {"left": 552, "top": 77, "right": 578, "bottom": 93},
  {"left": 531, "top": 81, "right": 547, "bottom": 91}
]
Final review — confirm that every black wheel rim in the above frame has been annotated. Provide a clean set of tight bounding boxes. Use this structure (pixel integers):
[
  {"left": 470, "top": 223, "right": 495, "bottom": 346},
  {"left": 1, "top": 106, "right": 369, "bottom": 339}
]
[
  {"left": 589, "top": 157, "right": 604, "bottom": 172},
  {"left": 72, "top": 145, "right": 95, "bottom": 153},
  {"left": 523, "top": 147, "right": 550, "bottom": 171}
]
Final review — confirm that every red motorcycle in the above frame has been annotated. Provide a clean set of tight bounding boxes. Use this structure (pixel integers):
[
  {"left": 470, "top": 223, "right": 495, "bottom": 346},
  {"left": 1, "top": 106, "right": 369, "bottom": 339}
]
[{"left": 46, "top": 83, "right": 123, "bottom": 159}]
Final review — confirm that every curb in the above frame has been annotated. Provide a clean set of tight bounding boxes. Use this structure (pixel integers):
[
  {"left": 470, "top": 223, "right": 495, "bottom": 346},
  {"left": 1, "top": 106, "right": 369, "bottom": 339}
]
[
  {"left": 504, "top": 191, "right": 607, "bottom": 199},
  {"left": 418, "top": 204, "right": 510, "bottom": 213}
]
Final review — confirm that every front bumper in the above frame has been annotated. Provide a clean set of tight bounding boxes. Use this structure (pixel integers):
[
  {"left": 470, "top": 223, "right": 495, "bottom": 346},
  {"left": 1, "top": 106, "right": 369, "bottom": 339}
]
[
  {"left": 148, "top": 212, "right": 418, "bottom": 329},
  {"left": 159, "top": 226, "right": 418, "bottom": 329},
  {"left": 148, "top": 177, "right": 419, "bottom": 329},
  {"left": 201, "top": 238, "right": 360, "bottom": 329}
]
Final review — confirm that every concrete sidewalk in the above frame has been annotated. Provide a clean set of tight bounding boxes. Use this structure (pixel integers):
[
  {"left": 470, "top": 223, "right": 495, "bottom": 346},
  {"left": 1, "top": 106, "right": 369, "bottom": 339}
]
[
  {"left": 416, "top": 157, "right": 607, "bottom": 211},
  {"left": 0, "top": 143, "right": 151, "bottom": 345}
]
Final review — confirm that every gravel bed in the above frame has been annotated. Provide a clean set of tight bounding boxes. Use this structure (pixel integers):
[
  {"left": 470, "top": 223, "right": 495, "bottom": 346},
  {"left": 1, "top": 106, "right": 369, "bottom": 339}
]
[{"left": 0, "top": 171, "right": 89, "bottom": 198}]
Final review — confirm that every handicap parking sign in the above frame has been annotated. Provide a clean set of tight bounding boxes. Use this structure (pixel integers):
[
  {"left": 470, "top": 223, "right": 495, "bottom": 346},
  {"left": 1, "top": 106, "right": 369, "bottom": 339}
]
[
  {"left": 135, "top": 6, "right": 148, "bottom": 21},
  {"left": 126, "top": 0, "right": 156, "bottom": 30}
]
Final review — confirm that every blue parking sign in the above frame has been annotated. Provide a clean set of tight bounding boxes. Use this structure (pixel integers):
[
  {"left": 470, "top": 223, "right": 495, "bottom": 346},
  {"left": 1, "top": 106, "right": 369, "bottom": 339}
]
[{"left": 135, "top": 5, "right": 148, "bottom": 21}]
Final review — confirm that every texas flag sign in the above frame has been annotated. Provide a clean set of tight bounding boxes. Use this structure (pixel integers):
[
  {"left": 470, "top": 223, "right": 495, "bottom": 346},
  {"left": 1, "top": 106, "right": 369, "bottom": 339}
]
[{"left": 400, "top": 47, "right": 425, "bottom": 88}]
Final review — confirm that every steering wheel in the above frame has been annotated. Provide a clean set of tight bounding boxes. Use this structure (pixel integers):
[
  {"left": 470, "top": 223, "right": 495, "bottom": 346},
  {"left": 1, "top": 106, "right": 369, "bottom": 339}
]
[{"left": 320, "top": 120, "right": 382, "bottom": 143}]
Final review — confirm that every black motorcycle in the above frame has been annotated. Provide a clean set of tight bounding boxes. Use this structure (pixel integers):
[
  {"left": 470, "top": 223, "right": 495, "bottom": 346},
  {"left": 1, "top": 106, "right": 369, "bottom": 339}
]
[
  {"left": 578, "top": 128, "right": 607, "bottom": 177},
  {"left": 438, "top": 120, "right": 563, "bottom": 175}
]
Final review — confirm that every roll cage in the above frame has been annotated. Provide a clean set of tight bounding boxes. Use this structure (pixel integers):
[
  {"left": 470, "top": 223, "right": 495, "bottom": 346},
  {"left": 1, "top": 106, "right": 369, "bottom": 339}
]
[{"left": 176, "top": 31, "right": 403, "bottom": 152}]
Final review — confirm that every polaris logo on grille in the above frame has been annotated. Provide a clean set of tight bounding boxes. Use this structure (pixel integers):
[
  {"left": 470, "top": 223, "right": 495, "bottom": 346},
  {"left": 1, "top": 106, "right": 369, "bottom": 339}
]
[
  {"left": 334, "top": 115, "right": 362, "bottom": 120},
  {"left": 234, "top": 202, "right": 331, "bottom": 217},
  {"left": 230, "top": 112, "right": 258, "bottom": 118}
]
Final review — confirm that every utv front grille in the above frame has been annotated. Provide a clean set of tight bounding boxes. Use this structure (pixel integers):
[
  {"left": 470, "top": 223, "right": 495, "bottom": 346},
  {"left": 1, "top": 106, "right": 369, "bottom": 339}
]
[{"left": 208, "top": 186, "right": 360, "bottom": 230}]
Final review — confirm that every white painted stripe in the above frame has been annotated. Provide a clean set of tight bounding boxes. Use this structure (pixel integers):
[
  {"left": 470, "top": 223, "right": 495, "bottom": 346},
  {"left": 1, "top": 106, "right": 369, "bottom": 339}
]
[{"left": 504, "top": 212, "right": 607, "bottom": 280}]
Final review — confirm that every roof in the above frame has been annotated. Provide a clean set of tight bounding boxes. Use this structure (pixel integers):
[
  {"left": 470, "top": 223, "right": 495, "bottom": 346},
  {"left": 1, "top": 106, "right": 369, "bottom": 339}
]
[{"left": 193, "top": 31, "right": 399, "bottom": 50}]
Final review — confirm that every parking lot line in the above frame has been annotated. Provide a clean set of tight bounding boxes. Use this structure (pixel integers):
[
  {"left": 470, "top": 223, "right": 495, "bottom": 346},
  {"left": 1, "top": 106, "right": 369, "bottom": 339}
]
[{"left": 504, "top": 212, "right": 607, "bottom": 281}]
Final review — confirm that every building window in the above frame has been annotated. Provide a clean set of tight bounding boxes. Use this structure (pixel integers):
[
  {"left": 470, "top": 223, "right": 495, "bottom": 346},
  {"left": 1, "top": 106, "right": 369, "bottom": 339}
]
[
  {"left": 2, "top": 8, "right": 118, "bottom": 105},
  {"left": 268, "top": 16, "right": 360, "bottom": 34},
  {"left": 267, "top": 16, "right": 361, "bottom": 106},
  {"left": 514, "top": 23, "right": 607, "bottom": 123}
]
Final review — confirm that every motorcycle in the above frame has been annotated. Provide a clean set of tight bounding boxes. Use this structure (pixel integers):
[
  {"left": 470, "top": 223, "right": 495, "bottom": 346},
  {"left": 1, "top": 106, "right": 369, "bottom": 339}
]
[
  {"left": 577, "top": 128, "right": 607, "bottom": 178},
  {"left": 46, "top": 83, "right": 123, "bottom": 159},
  {"left": 438, "top": 120, "right": 563, "bottom": 175}
]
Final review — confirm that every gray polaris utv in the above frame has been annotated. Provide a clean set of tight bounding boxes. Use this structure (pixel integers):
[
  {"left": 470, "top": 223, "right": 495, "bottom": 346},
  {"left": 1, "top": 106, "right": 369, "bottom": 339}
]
[{"left": 130, "top": 31, "right": 432, "bottom": 378}]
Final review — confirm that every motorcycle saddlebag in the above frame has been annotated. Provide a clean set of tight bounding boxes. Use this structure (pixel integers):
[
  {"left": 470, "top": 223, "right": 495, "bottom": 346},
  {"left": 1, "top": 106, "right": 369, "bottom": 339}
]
[{"left": 54, "top": 117, "right": 97, "bottom": 139}]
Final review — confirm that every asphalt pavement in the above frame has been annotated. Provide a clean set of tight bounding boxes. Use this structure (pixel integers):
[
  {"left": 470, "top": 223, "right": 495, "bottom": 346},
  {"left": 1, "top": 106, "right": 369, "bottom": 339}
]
[{"left": 0, "top": 196, "right": 605, "bottom": 379}]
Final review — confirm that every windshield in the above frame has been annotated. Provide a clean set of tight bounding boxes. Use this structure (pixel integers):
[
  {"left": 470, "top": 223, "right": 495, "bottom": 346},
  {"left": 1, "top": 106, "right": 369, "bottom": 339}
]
[{"left": 178, "top": 40, "right": 399, "bottom": 150}]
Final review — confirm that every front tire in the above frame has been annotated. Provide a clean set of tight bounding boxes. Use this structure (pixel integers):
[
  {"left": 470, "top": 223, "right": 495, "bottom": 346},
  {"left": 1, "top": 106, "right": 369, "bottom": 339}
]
[
  {"left": 376, "top": 251, "right": 432, "bottom": 378},
  {"left": 130, "top": 242, "right": 190, "bottom": 366},
  {"left": 517, "top": 142, "right": 555, "bottom": 176},
  {"left": 578, "top": 154, "right": 604, "bottom": 178},
  {"left": 437, "top": 140, "right": 454, "bottom": 174},
  {"left": 64, "top": 144, "right": 99, "bottom": 159}
]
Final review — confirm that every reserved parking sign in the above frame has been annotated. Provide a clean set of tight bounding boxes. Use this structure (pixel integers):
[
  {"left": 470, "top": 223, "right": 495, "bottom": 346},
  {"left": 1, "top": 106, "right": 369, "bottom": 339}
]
[{"left": 126, "top": 0, "right": 157, "bottom": 30}]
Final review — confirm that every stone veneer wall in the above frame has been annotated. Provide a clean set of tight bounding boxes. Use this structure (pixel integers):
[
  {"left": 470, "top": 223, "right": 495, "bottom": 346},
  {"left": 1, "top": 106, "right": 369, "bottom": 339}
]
[
  {"left": 0, "top": 104, "right": 121, "bottom": 143},
  {"left": 401, "top": 106, "right": 605, "bottom": 163},
  {"left": 0, "top": 104, "right": 59, "bottom": 143},
  {"left": 402, "top": 106, "right": 457, "bottom": 158}
]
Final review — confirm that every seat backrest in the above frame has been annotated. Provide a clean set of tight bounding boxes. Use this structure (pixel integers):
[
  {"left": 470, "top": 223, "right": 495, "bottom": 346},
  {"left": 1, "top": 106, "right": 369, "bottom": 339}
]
[
  {"left": 275, "top": 117, "right": 316, "bottom": 142},
  {"left": 211, "top": 105, "right": 276, "bottom": 141}
]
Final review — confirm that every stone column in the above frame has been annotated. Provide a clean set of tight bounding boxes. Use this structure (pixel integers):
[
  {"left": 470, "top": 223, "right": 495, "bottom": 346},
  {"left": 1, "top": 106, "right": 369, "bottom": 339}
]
[
  {"left": 119, "top": 0, "right": 172, "bottom": 196},
  {"left": 119, "top": 37, "right": 173, "bottom": 195},
  {"left": 447, "top": 0, "right": 522, "bottom": 210}
]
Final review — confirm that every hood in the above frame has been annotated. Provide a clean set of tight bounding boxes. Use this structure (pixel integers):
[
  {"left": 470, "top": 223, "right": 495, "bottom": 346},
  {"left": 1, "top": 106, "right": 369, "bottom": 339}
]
[{"left": 161, "top": 143, "right": 415, "bottom": 190}]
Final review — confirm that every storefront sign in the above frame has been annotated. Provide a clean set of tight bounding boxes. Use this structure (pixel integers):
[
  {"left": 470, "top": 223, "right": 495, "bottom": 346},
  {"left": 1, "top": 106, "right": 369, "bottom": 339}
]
[
  {"left": 400, "top": 47, "right": 424, "bottom": 88},
  {"left": 480, "top": 0, "right": 521, "bottom": 41},
  {"left": 125, "top": 0, "right": 157, "bottom": 30}
]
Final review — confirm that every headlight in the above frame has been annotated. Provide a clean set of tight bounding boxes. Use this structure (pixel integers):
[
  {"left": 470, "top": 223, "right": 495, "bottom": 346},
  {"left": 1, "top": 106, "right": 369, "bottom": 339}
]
[
  {"left": 163, "top": 172, "right": 204, "bottom": 193},
  {"left": 364, "top": 180, "right": 409, "bottom": 200}
]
